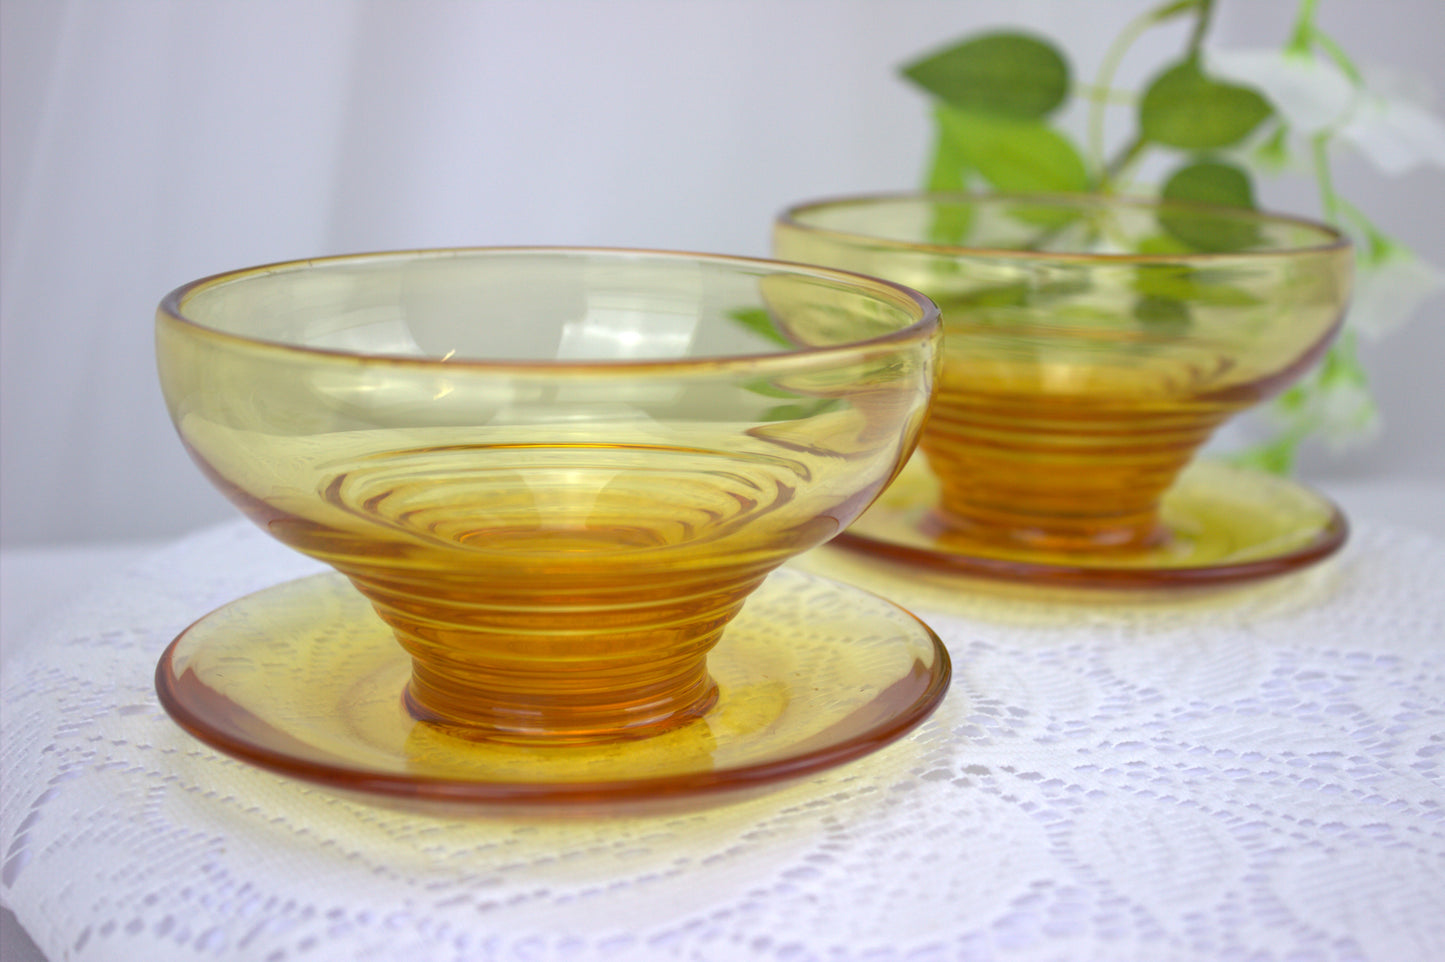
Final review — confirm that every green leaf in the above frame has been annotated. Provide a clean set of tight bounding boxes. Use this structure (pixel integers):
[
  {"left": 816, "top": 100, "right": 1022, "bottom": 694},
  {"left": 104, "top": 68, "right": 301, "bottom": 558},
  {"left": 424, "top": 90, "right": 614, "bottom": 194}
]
[
  {"left": 937, "top": 284, "right": 1030, "bottom": 314},
  {"left": 936, "top": 106, "right": 1090, "bottom": 194},
  {"left": 1231, "top": 431, "right": 1301, "bottom": 475},
  {"left": 726, "top": 307, "right": 791, "bottom": 347},
  {"left": 922, "top": 114, "right": 975, "bottom": 244},
  {"left": 1251, "top": 122, "right": 1291, "bottom": 172},
  {"left": 1157, "top": 205, "right": 1262, "bottom": 253},
  {"left": 1157, "top": 159, "right": 1263, "bottom": 250},
  {"left": 1138, "top": 60, "right": 1272, "bottom": 150},
  {"left": 901, "top": 31, "right": 1071, "bottom": 119},
  {"left": 760, "top": 398, "right": 844, "bottom": 422},
  {"left": 924, "top": 124, "right": 969, "bottom": 193},
  {"left": 925, "top": 200, "right": 976, "bottom": 247},
  {"left": 1161, "top": 159, "right": 1257, "bottom": 209},
  {"left": 1136, "top": 234, "right": 1198, "bottom": 255},
  {"left": 741, "top": 376, "right": 803, "bottom": 399},
  {"left": 1001, "top": 198, "right": 1087, "bottom": 234},
  {"left": 1133, "top": 263, "right": 1262, "bottom": 306},
  {"left": 1133, "top": 294, "right": 1192, "bottom": 332}
]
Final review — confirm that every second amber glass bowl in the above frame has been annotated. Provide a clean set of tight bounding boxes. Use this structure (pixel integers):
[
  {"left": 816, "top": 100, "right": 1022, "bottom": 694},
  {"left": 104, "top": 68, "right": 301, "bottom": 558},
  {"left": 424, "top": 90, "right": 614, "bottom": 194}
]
[
  {"left": 775, "top": 193, "right": 1353, "bottom": 586},
  {"left": 156, "top": 248, "right": 941, "bottom": 764}
]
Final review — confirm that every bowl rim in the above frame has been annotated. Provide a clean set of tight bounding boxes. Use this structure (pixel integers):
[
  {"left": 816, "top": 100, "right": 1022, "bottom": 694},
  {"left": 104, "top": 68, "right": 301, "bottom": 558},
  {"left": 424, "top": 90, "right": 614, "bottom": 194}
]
[
  {"left": 775, "top": 190, "right": 1352, "bottom": 262},
  {"left": 157, "top": 246, "right": 941, "bottom": 373}
]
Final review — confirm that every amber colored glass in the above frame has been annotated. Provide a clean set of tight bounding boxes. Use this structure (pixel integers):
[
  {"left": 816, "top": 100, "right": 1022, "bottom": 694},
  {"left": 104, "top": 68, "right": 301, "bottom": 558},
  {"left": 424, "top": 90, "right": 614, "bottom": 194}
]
[
  {"left": 775, "top": 193, "right": 1352, "bottom": 583},
  {"left": 157, "top": 248, "right": 940, "bottom": 750},
  {"left": 833, "top": 458, "right": 1345, "bottom": 588},
  {"left": 155, "top": 567, "right": 948, "bottom": 812}
]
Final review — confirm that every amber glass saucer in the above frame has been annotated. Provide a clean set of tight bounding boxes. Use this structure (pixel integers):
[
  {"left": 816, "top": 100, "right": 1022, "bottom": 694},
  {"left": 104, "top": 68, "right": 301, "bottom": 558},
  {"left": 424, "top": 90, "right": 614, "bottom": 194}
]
[
  {"left": 835, "top": 459, "right": 1347, "bottom": 589},
  {"left": 155, "top": 568, "right": 949, "bottom": 812}
]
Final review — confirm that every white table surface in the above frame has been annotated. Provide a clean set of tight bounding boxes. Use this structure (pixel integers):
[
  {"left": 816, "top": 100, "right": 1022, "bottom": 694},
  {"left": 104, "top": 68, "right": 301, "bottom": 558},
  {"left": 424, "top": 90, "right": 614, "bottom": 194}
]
[{"left": 3, "top": 476, "right": 1442, "bottom": 962}]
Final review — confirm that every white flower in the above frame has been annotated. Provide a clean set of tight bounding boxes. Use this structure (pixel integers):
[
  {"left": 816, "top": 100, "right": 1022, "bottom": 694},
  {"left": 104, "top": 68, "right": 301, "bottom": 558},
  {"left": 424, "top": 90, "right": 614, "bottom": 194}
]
[
  {"left": 1337, "top": 92, "right": 1445, "bottom": 176},
  {"left": 1206, "top": 48, "right": 1354, "bottom": 131},
  {"left": 1206, "top": 47, "right": 1445, "bottom": 175},
  {"left": 1349, "top": 241, "right": 1445, "bottom": 339},
  {"left": 1311, "top": 376, "right": 1379, "bottom": 451}
]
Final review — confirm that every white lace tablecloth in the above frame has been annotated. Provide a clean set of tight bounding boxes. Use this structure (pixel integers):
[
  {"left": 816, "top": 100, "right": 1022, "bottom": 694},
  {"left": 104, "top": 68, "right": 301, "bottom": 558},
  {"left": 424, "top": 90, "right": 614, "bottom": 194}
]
[{"left": 3, "top": 518, "right": 1443, "bottom": 961}]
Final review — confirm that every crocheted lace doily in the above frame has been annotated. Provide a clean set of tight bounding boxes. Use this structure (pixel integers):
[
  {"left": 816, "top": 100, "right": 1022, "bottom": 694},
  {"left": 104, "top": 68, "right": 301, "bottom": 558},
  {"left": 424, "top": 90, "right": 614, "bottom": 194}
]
[{"left": 3, "top": 520, "right": 1442, "bottom": 961}]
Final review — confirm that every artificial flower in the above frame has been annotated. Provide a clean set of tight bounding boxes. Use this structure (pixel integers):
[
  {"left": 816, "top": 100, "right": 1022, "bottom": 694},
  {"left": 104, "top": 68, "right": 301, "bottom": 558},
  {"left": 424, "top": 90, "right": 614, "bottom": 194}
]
[
  {"left": 1337, "top": 91, "right": 1445, "bottom": 176},
  {"left": 1348, "top": 239, "right": 1445, "bottom": 339},
  {"left": 1205, "top": 47, "right": 1353, "bottom": 132},
  {"left": 1206, "top": 47, "right": 1445, "bottom": 176}
]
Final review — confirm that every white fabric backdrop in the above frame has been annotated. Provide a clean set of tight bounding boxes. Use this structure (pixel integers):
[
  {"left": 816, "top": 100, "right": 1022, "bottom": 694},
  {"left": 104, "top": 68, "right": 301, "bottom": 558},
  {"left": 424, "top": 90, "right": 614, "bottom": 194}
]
[{"left": 3, "top": 0, "right": 1443, "bottom": 547}]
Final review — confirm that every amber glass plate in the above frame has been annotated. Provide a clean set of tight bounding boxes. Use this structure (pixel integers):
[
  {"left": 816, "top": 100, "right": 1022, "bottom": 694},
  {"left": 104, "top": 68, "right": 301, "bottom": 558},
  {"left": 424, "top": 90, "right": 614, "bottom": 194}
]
[
  {"left": 155, "top": 568, "right": 949, "bottom": 811},
  {"left": 836, "top": 459, "right": 1347, "bottom": 589}
]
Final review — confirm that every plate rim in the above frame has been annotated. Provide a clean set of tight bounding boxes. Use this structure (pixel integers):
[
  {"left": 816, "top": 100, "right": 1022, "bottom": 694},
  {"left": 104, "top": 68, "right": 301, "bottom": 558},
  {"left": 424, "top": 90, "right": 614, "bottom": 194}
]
[
  {"left": 155, "top": 567, "right": 951, "bottom": 809},
  {"left": 835, "top": 459, "right": 1349, "bottom": 589}
]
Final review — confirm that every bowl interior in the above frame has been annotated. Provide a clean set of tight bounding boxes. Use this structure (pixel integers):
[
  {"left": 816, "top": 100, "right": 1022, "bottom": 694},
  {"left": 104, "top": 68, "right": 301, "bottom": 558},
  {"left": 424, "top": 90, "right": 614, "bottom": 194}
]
[
  {"left": 171, "top": 248, "right": 931, "bottom": 364},
  {"left": 774, "top": 193, "right": 1353, "bottom": 399},
  {"left": 158, "top": 250, "right": 941, "bottom": 560},
  {"left": 782, "top": 193, "right": 1345, "bottom": 257}
]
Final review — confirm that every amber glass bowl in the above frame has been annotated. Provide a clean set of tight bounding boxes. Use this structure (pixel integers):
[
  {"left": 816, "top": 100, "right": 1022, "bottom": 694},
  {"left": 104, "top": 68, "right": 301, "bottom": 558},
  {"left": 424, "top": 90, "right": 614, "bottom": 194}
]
[
  {"left": 156, "top": 248, "right": 940, "bottom": 747},
  {"left": 775, "top": 193, "right": 1352, "bottom": 581}
]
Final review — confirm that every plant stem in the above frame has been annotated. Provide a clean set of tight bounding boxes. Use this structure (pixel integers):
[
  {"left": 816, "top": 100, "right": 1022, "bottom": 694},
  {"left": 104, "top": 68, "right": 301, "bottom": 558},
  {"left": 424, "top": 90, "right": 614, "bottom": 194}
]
[
  {"left": 1288, "top": 0, "right": 1320, "bottom": 52},
  {"left": 1185, "top": 0, "right": 1216, "bottom": 56},
  {"left": 1309, "top": 28, "right": 1366, "bottom": 86},
  {"left": 1095, "top": 0, "right": 1217, "bottom": 193},
  {"left": 1088, "top": 0, "right": 1203, "bottom": 182},
  {"left": 1311, "top": 132, "right": 1341, "bottom": 223},
  {"left": 1075, "top": 84, "right": 1135, "bottom": 107},
  {"left": 1099, "top": 135, "right": 1149, "bottom": 193},
  {"left": 1334, "top": 197, "right": 1393, "bottom": 259}
]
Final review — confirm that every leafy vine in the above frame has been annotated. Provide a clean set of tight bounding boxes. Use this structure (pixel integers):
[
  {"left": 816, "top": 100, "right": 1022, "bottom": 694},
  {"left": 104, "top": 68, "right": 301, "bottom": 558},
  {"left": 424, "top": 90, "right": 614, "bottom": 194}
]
[{"left": 901, "top": 0, "right": 1445, "bottom": 472}]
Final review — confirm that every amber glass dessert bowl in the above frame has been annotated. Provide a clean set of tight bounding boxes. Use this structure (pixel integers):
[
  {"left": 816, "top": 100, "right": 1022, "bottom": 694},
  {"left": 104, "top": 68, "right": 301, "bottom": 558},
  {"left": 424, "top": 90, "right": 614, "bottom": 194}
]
[
  {"left": 775, "top": 193, "right": 1353, "bottom": 588},
  {"left": 154, "top": 247, "right": 946, "bottom": 809}
]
